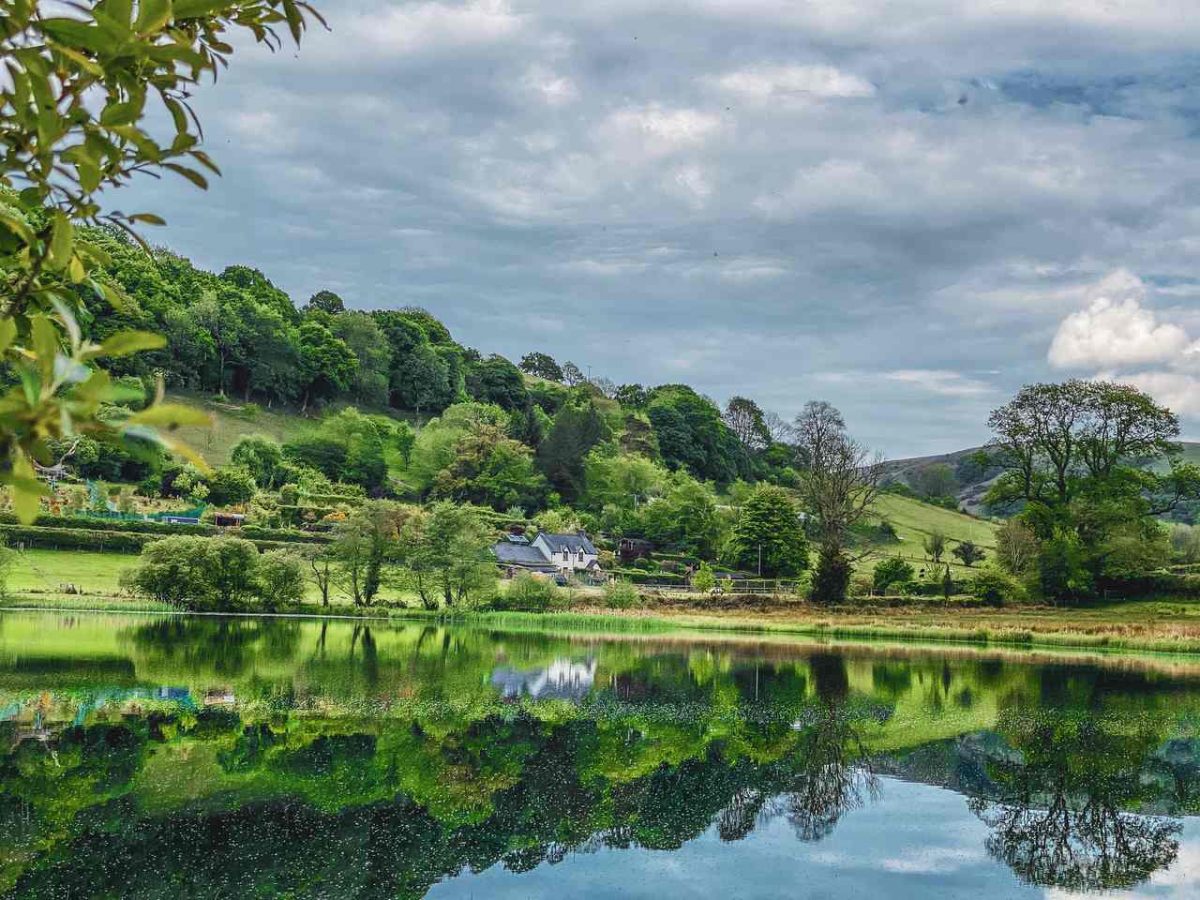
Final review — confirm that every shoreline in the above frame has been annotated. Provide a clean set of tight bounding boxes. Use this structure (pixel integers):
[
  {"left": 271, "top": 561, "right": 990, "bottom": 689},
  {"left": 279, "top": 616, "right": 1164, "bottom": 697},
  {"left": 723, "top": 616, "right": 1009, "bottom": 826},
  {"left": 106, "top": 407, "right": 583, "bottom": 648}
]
[{"left": 7, "top": 592, "right": 1200, "bottom": 657}]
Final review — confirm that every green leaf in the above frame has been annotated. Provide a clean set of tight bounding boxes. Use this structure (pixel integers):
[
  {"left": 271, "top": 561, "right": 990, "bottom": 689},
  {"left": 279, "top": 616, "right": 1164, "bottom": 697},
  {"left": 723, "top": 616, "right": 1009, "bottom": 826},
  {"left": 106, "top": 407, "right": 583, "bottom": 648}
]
[
  {"left": 134, "top": 0, "right": 172, "bottom": 33},
  {"left": 0, "top": 319, "right": 16, "bottom": 356},
  {"left": 0, "top": 207, "right": 33, "bottom": 244},
  {"left": 172, "top": 0, "right": 234, "bottom": 19},
  {"left": 9, "top": 453, "right": 44, "bottom": 524},
  {"left": 95, "top": 330, "right": 167, "bottom": 358},
  {"left": 126, "top": 402, "right": 211, "bottom": 429},
  {"left": 46, "top": 212, "right": 74, "bottom": 270},
  {"left": 163, "top": 162, "right": 208, "bottom": 189},
  {"left": 128, "top": 212, "right": 166, "bottom": 225},
  {"left": 41, "top": 19, "right": 110, "bottom": 54}
]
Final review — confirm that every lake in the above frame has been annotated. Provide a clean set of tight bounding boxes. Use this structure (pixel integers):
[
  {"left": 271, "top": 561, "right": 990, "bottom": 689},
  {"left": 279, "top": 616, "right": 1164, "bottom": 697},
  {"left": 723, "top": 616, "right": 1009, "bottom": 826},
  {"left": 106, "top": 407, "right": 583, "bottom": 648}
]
[{"left": 0, "top": 611, "right": 1198, "bottom": 898}]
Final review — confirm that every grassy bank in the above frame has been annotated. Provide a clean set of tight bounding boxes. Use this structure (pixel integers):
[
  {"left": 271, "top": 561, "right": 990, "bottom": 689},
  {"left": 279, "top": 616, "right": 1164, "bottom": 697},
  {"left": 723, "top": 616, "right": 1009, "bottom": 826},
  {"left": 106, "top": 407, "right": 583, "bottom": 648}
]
[
  {"left": 10, "top": 546, "right": 1200, "bottom": 656},
  {"left": 385, "top": 602, "right": 1200, "bottom": 655}
]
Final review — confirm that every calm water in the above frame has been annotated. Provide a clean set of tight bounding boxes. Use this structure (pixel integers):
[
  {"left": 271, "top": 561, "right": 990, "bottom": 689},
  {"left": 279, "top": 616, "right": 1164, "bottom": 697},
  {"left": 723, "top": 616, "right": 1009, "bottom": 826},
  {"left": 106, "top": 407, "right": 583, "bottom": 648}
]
[{"left": 1, "top": 612, "right": 1199, "bottom": 898}]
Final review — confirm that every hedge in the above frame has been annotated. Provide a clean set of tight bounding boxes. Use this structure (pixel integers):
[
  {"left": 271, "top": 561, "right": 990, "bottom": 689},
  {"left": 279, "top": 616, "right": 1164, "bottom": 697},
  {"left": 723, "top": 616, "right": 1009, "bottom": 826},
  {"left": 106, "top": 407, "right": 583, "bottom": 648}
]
[
  {"left": 0, "top": 514, "right": 330, "bottom": 544},
  {"left": 0, "top": 524, "right": 324, "bottom": 555}
]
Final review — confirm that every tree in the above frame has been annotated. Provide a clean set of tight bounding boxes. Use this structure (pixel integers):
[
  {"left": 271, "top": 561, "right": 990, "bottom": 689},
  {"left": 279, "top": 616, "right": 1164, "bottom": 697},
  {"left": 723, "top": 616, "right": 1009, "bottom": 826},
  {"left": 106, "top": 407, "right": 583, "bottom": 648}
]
[
  {"left": 794, "top": 401, "right": 884, "bottom": 604},
  {"left": 306, "top": 547, "right": 335, "bottom": 607},
  {"left": 398, "top": 502, "right": 494, "bottom": 609},
  {"left": 519, "top": 352, "right": 563, "bottom": 382},
  {"left": 638, "top": 472, "right": 725, "bottom": 559},
  {"left": 536, "top": 400, "right": 611, "bottom": 503},
  {"left": 986, "top": 380, "right": 1198, "bottom": 600},
  {"left": 615, "top": 383, "right": 648, "bottom": 409},
  {"left": 231, "top": 436, "right": 286, "bottom": 489},
  {"left": 691, "top": 561, "right": 716, "bottom": 593},
  {"left": 0, "top": 0, "right": 321, "bottom": 518},
  {"left": 951, "top": 540, "right": 985, "bottom": 567},
  {"left": 122, "top": 536, "right": 262, "bottom": 610},
  {"left": 255, "top": 551, "right": 305, "bottom": 609},
  {"left": 331, "top": 311, "right": 392, "bottom": 407},
  {"left": 727, "top": 484, "right": 809, "bottom": 577},
  {"left": 872, "top": 557, "right": 914, "bottom": 595},
  {"left": 466, "top": 354, "right": 529, "bottom": 411},
  {"left": 923, "top": 530, "right": 947, "bottom": 563},
  {"left": 306, "top": 290, "right": 345, "bottom": 315},
  {"left": 206, "top": 466, "right": 256, "bottom": 506},
  {"left": 560, "top": 361, "right": 586, "bottom": 387},
  {"left": 297, "top": 321, "right": 356, "bottom": 410},
  {"left": 330, "top": 502, "right": 405, "bottom": 606},
  {"left": 648, "top": 385, "right": 746, "bottom": 484},
  {"left": 430, "top": 424, "right": 548, "bottom": 512},
  {"left": 583, "top": 449, "right": 666, "bottom": 513},
  {"left": 723, "top": 397, "right": 771, "bottom": 453},
  {"left": 995, "top": 519, "right": 1039, "bottom": 576}
]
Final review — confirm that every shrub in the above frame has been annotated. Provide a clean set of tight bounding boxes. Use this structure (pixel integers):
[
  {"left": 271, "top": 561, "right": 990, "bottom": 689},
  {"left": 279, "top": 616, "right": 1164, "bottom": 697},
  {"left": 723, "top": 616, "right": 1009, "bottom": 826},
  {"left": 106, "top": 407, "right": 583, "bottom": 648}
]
[
  {"left": 119, "top": 536, "right": 211, "bottom": 606},
  {"left": 969, "top": 568, "right": 1026, "bottom": 607},
  {"left": 951, "top": 540, "right": 986, "bottom": 567},
  {"left": 121, "top": 536, "right": 280, "bottom": 611},
  {"left": 256, "top": 551, "right": 306, "bottom": 609},
  {"left": 873, "top": 557, "right": 915, "bottom": 595},
  {"left": 207, "top": 466, "right": 257, "bottom": 507},
  {"left": 603, "top": 579, "right": 641, "bottom": 609},
  {"left": 691, "top": 561, "right": 716, "bottom": 593},
  {"left": 495, "top": 573, "right": 562, "bottom": 611}
]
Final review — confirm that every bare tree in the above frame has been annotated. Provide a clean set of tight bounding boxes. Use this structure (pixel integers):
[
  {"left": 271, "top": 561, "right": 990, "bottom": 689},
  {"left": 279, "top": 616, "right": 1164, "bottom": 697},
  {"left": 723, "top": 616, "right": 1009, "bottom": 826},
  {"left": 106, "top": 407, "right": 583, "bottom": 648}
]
[
  {"left": 763, "top": 411, "right": 796, "bottom": 445},
  {"left": 723, "top": 396, "right": 771, "bottom": 452},
  {"left": 794, "top": 401, "right": 885, "bottom": 603}
]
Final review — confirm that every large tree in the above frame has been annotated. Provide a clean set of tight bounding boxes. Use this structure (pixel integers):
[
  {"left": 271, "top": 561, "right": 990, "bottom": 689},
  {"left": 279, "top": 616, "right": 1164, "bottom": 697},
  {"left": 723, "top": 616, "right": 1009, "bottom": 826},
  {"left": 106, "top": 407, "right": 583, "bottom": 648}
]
[
  {"left": 986, "top": 380, "right": 1200, "bottom": 599},
  {"left": 727, "top": 484, "right": 809, "bottom": 577},
  {"left": 794, "top": 401, "right": 884, "bottom": 604}
]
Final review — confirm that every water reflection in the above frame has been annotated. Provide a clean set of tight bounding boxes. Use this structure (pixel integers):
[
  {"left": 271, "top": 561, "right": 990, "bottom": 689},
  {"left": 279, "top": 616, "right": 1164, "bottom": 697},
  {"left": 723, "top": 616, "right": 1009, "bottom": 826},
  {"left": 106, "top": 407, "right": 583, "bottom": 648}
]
[{"left": 0, "top": 611, "right": 1196, "bottom": 898}]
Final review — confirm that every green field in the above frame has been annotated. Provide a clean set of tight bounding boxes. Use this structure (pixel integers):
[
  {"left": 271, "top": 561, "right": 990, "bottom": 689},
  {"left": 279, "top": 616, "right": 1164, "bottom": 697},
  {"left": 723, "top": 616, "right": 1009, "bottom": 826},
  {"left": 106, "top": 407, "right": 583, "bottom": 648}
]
[
  {"left": 860, "top": 492, "right": 999, "bottom": 573},
  {"left": 9, "top": 549, "right": 135, "bottom": 595},
  {"left": 167, "top": 393, "right": 321, "bottom": 465}
]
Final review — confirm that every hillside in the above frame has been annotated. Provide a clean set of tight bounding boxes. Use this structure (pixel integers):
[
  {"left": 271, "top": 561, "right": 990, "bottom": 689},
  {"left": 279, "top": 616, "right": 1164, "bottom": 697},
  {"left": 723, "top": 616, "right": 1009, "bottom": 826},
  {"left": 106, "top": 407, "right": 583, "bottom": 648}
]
[
  {"left": 883, "top": 441, "right": 1200, "bottom": 515},
  {"left": 860, "top": 493, "right": 999, "bottom": 575}
]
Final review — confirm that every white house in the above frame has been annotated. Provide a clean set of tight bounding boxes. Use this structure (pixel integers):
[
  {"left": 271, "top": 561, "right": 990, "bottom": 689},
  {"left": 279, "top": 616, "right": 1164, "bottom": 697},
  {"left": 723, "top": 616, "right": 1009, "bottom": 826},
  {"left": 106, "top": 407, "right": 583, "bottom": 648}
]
[
  {"left": 530, "top": 531, "right": 600, "bottom": 574},
  {"left": 492, "top": 531, "right": 602, "bottom": 577}
]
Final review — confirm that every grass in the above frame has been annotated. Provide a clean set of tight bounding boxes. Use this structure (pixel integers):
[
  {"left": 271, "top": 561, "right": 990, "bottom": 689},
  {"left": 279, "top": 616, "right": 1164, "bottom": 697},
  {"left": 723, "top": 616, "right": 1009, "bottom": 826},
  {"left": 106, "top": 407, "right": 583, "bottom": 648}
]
[
  {"left": 8, "top": 548, "right": 134, "bottom": 594},
  {"left": 167, "top": 392, "right": 319, "bottom": 465},
  {"left": 858, "top": 492, "right": 999, "bottom": 573}
]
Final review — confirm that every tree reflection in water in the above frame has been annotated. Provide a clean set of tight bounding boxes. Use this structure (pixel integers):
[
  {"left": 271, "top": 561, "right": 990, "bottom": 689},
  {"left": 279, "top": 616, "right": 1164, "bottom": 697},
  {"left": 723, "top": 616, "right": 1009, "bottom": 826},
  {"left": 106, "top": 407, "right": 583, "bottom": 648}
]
[
  {"left": 1, "top": 616, "right": 1198, "bottom": 898},
  {"left": 968, "top": 709, "right": 1182, "bottom": 892}
]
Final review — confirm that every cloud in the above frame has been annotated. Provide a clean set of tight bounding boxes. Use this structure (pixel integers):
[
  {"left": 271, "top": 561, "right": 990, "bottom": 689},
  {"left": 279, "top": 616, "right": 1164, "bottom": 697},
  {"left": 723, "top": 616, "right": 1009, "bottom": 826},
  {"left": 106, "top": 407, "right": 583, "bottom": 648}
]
[
  {"left": 1047, "top": 270, "right": 1200, "bottom": 416},
  {"left": 883, "top": 370, "right": 995, "bottom": 397},
  {"left": 115, "top": 0, "right": 1200, "bottom": 456},
  {"left": 336, "top": 0, "right": 522, "bottom": 58},
  {"left": 1048, "top": 270, "right": 1192, "bottom": 369},
  {"left": 713, "top": 64, "right": 875, "bottom": 104}
]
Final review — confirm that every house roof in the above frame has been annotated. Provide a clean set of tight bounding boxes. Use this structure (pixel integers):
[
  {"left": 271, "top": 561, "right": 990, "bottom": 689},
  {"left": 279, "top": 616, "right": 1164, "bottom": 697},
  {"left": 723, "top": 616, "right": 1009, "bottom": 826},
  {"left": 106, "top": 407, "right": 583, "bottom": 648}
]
[
  {"left": 536, "top": 532, "right": 598, "bottom": 555},
  {"left": 492, "top": 542, "right": 554, "bottom": 568}
]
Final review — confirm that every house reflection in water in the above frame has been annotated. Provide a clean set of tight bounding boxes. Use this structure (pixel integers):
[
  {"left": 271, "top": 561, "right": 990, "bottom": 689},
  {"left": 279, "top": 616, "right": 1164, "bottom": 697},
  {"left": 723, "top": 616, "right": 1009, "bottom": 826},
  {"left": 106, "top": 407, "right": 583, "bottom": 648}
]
[{"left": 491, "top": 658, "right": 597, "bottom": 700}]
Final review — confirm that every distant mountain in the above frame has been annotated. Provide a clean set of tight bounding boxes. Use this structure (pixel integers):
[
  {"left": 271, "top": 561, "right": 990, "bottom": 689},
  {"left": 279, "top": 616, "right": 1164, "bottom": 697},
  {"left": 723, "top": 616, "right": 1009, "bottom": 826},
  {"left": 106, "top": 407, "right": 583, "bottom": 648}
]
[{"left": 882, "top": 442, "right": 1200, "bottom": 517}]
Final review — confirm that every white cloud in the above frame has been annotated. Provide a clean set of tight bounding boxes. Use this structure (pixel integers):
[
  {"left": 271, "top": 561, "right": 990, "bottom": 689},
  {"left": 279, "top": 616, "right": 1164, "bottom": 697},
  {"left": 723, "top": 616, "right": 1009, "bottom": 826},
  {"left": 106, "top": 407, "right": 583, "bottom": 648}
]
[
  {"left": 338, "top": 0, "right": 522, "bottom": 58},
  {"left": 600, "top": 105, "right": 723, "bottom": 160},
  {"left": 1107, "top": 370, "right": 1200, "bottom": 416},
  {"left": 1048, "top": 270, "right": 1191, "bottom": 369},
  {"left": 1047, "top": 271, "right": 1200, "bottom": 419},
  {"left": 883, "top": 369, "right": 995, "bottom": 397},
  {"left": 714, "top": 64, "right": 875, "bottom": 104},
  {"left": 522, "top": 65, "right": 578, "bottom": 106}
]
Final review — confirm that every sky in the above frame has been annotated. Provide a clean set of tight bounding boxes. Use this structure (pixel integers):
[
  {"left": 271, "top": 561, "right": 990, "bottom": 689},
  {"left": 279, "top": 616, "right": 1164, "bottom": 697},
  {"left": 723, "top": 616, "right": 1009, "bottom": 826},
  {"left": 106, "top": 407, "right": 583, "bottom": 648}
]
[{"left": 122, "top": 0, "right": 1200, "bottom": 458}]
